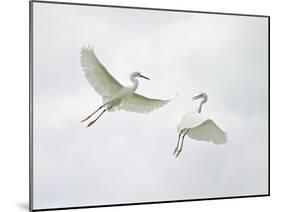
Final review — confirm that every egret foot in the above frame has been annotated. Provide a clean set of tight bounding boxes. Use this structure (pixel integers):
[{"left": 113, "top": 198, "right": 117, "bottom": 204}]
[
  {"left": 175, "top": 149, "right": 182, "bottom": 158},
  {"left": 81, "top": 115, "right": 91, "bottom": 123},
  {"left": 173, "top": 148, "right": 178, "bottom": 156},
  {"left": 86, "top": 120, "right": 96, "bottom": 128}
]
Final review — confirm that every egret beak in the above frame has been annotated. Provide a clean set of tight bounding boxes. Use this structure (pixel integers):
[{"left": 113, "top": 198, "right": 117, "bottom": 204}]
[
  {"left": 138, "top": 74, "right": 150, "bottom": 80},
  {"left": 192, "top": 94, "right": 203, "bottom": 101}
]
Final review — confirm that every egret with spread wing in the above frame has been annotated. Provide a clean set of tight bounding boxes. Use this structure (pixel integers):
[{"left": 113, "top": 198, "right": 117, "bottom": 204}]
[
  {"left": 80, "top": 46, "right": 171, "bottom": 127},
  {"left": 174, "top": 93, "right": 227, "bottom": 157}
]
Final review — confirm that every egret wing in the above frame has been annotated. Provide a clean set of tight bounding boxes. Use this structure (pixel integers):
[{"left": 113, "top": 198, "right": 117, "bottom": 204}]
[
  {"left": 80, "top": 46, "right": 122, "bottom": 96},
  {"left": 188, "top": 119, "right": 227, "bottom": 144},
  {"left": 178, "top": 111, "right": 208, "bottom": 131},
  {"left": 121, "top": 93, "right": 170, "bottom": 113}
]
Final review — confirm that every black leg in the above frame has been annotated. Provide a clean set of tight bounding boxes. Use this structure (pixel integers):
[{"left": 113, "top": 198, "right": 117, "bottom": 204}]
[
  {"left": 173, "top": 130, "right": 183, "bottom": 156},
  {"left": 81, "top": 103, "right": 107, "bottom": 123},
  {"left": 175, "top": 129, "right": 189, "bottom": 157},
  {"left": 86, "top": 109, "right": 107, "bottom": 127}
]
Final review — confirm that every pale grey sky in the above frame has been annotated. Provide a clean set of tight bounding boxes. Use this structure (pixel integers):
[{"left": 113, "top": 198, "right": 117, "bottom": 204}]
[{"left": 32, "top": 2, "right": 268, "bottom": 209}]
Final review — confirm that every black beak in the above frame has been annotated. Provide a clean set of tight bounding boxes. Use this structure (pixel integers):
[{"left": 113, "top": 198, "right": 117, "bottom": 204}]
[
  {"left": 192, "top": 94, "right": 202, "bottom": 101},
  {"left": 139, "top": 74, "right": 150, "bottom": 80}
]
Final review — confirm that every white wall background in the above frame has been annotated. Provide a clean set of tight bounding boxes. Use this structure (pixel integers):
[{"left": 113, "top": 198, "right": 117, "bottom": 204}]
[{"left": 0, "top": 0, "right": 279, "bottom": 212}]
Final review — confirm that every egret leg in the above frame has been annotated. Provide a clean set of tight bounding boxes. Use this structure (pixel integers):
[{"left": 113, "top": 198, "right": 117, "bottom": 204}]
[
  {"left": 81, "top": 103, "right": 107, "bottom": 123},
  {"left": 175, "top": 130, "right": 189, "bottom": 158},
  {"left": 173, "top": 130, "right": 183, "bottom": 156},
  {"left": 86, "top": 109, "right": 107, "bottom": 128}
]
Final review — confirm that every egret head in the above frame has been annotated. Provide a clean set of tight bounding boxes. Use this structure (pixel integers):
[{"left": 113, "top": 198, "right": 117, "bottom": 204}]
[
  {"left": 192, "top": 92, "right": 208, "bottom": 102},
  {"left": 130, "top": 71, "right": 150, "bottom": 80}
]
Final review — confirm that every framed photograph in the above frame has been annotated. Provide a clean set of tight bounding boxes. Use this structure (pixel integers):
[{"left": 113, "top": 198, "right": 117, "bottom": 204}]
[{"left": 29, "top": 1, "right": 270, "bottom": 211}]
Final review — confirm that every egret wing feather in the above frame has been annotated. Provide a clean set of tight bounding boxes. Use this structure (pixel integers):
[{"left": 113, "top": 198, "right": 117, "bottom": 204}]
[
  {"left": 80, "top": 46, "right": 122, "bottom": 96},
  {"left": 121, "top": 93, "right": 170, "bottom": 113},
  {"left": 188, "top": 119, "right": 227, "bottom": 144},
  {"left": 178, "top": 111, "right": 208, "bottom": 132}
]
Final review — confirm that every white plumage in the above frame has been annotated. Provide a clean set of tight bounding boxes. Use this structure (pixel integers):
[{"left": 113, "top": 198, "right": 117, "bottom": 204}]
[
  {"left": 80, "top": 45, "right": 171, "bottom": 127},
  {"left": 81, "top": 46, "right": 122, "bottom": 97},
  {"left": 174, "top": 93, "right": 227, "bottom": 157},
  {"left": 121, "top": 93, "right": 170, "bottom": 113},
  {"left": 177, "top": 111, "right": 208, "bottom": 132}
]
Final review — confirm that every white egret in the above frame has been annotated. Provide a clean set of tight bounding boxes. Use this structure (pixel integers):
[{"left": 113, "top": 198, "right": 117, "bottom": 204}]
[
  {"left": 174, "top": 93, "right": 227, "bottom": 157},
  {"left": 80, "top": 46, "right": 171, "bottom": 127}
]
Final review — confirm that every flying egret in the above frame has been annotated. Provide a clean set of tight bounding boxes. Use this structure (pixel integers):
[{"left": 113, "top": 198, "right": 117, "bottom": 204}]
[
  {"left": 80, "top": 46, "right": 171, "bottom": 127},
  {"left": 174, "top": 93, "right": 227, "bottom": 157}
]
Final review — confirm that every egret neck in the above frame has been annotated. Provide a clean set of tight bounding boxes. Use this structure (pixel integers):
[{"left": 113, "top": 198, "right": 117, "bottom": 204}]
[
  {"left": 130, "top": 74, "right": 139, "bottom": 92},
  {"left": 198, "top": 96, "right": 207, "bottom": 113}
]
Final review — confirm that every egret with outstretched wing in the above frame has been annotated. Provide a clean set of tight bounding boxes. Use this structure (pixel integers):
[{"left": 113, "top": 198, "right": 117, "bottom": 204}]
[
  {"left": 80, "top": 46, "right": 171, "bottom": 127},
  {"left": 174, "top": 93, "right": 227, "bottom": 157}
]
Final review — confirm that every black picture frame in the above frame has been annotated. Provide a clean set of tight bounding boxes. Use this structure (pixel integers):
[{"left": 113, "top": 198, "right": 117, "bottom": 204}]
[{"left": 29, "top": 1, "right": 270, "bottom": 211}]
